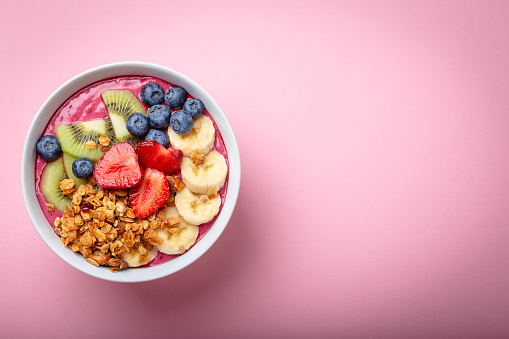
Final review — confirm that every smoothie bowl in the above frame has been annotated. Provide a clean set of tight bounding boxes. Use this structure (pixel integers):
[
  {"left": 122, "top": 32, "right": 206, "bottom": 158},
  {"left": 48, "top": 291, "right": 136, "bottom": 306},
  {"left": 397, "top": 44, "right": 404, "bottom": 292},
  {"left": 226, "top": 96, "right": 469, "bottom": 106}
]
[{"left": 21, "top": 62, "right": 240, "bottom": 282}]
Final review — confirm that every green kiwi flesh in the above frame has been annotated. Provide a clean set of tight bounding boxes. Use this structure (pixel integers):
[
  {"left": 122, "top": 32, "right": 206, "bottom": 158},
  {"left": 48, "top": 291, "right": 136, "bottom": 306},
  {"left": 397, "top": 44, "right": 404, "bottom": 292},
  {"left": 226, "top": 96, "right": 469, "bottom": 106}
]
[
  {"left": 55, "top": 118, "right": 114, "bottom": 162},
  {"left": 40, "top": 158, "right": 72, "bottom": 212},
  {"left": 101, "top": 89, "right": 147, "bottom": 148}
]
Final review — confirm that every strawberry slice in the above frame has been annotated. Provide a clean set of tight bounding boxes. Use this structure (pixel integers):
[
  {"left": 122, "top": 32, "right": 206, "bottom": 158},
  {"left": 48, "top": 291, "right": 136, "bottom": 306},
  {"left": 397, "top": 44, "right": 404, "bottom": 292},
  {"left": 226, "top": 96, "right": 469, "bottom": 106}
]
[
  {"left": 136, "top": 140, "right": 183, "bottom": 175},
  {"left": 93, "top": 142, "right": 143, "bottom": 189},
  {"left": 129, "top": 168, "right": 170, "bottom": 218}
]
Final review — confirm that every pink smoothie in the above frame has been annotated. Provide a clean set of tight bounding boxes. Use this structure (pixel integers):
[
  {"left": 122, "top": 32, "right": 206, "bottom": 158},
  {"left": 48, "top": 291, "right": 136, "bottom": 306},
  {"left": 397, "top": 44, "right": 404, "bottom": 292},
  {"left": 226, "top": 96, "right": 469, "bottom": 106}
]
[{"left": 35, "top": 76, "right": 229, "bottom": 268}]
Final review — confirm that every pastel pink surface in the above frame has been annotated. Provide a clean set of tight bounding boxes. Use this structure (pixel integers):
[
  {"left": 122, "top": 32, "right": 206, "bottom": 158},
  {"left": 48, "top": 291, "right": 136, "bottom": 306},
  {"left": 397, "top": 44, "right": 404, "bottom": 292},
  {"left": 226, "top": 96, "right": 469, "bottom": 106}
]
[{"left": 3, "top": 0, "right": 509, "bottom": 337}]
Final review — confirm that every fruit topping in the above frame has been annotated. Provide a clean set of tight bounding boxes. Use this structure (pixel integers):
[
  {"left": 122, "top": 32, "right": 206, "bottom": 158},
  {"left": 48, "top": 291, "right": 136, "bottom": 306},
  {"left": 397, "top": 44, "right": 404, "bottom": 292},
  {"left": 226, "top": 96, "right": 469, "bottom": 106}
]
[
  {"left": 62, "top": 153, "right": 89, "bottom": 187},
  {"left": 55, "top": 118, "right": 114, "bottom": 161},
  {"left": 72, "top": 157, "right": 94, "bottom": 179},
  {"left": 145, "top": 129, "right": 169, "bottom": 148},
  {"left": 93, "top": 142, "right": 142, "bottom": 189},
  {"left": 123, "top": 246, "right": 158, "bottom": 267},
  {"left": 164, "top": 86, "right": 187, "bottom": 109},
  {"left": 168, "top": 115, "right": 215, "bottom": 156},
  {"left": 140, "top": 82, "right": 164, "bottom": 107},
  {"left": 155, "top": 206, "right": 199, "bottom": 254},
  {"left": 180, "top": 150, "right": 228, "bottom": 194},
  {"left": 175, "top": 187, "right": 221, "bottom": 225},
  {"left": 40, "top": 158, "right": 72, "bottom": 212},
  {"left": 147, "top": 104, "right": 171, "bottom": 129},
  {"left": 126, "top": 112, "right": 150, "bottom": 137},
  {"left": 129, "top": 168, "right": 170, "bottom": 219},
  {"left": 136, "top": 140, "right": 183, "bottom": 175},
  {"left": 183, "top": 99, "right": 204, "bottom": 119},
  {"left": 101, "top": 89, "right": 147, "bottom": 147},
  {"left": 170, "top": 110, "right": 193, "bottom": 135},
  {"left": 36, "top": 135, "right": 62, "bottom": 161}
]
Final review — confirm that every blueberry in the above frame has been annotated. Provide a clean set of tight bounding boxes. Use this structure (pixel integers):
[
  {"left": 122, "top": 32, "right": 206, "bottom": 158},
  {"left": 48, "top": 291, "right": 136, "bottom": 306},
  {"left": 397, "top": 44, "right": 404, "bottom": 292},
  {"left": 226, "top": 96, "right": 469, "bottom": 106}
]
[
  {"left": 164, "top": 86, "right": 187, "bottom": 109},
  {"left": 140, "top": 83, "right": 164, "bottom": 107},
  {"left": 36, "top": 135, "right": 62, "bottom": 161},
  {"left": 72, "top": 157, "right": 94, "bottom": 178},
  {"left": 147, "top": 105, "right": 171, "bottom": 129},
  {"left": 145, "top": 129, "right": 169, "bottom": 148},
  {"left": 170, "top": 111, "right": 194, "bottom": 135},
  {"left": 183, "top": 99, "right": 204, "bottom": 119},
  {"left": 126, "top": 112, "right": 149, "bottom": 137}
]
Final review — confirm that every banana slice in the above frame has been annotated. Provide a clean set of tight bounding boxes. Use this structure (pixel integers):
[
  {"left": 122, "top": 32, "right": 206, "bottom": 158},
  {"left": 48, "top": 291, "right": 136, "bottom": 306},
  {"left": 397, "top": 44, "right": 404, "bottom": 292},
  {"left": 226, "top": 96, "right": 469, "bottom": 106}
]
[
  {"left": 122, "top": 246, "right": 158, "bottom": 267},
  {"left": 155, "top": 207, "right": 199, "bottom": 255},
  {"left": 175, "top": 187, "right": 221, "bottom": 225},
  {"left": 181, "top": 150, "right": 228, "bottom": 195},
  {"left": 168, "top": 115, "right": 215, "bottom": 157}
]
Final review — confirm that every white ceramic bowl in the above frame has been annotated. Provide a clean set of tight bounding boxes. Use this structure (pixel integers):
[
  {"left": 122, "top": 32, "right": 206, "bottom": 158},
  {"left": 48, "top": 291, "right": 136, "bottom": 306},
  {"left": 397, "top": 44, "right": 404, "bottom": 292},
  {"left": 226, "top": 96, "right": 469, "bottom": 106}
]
[{"left": 21, "top": 62, "right": 241, "bottom": 282}]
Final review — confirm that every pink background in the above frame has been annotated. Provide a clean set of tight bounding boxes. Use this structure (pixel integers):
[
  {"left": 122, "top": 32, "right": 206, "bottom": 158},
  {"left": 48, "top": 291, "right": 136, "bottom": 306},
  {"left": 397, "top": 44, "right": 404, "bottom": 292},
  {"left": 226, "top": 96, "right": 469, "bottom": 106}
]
[{"left": 2, "top": 0, "right": 509, "bottom": 337}]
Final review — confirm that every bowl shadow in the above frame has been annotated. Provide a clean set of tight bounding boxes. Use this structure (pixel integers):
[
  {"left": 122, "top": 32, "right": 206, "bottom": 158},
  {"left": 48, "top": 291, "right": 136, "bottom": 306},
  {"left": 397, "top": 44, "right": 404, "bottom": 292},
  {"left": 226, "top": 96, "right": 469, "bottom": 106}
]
[{"left": 117, "top": 187, "right": 253, "bottom": 310}]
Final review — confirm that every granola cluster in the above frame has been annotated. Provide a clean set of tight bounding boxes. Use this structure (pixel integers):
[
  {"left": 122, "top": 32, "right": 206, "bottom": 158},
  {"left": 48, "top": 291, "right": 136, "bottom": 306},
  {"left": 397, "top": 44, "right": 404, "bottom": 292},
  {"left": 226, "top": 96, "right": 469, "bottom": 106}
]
[
  {"left": 98, "top": 135, "right": 111, "bottom": 152},
  {"left": 53, "top": 178, "right": 183, "bottom": 272},
  {"left": 191, "top": 151, "right": 205, "bottom": 165},
  {"left": 84, "top": 134, "right": 111, "bottom": 152}
]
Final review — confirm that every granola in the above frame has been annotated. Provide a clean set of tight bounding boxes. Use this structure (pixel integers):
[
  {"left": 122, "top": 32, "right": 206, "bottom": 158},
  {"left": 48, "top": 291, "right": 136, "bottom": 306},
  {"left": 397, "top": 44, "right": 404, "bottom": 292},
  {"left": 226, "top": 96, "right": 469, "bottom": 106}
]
[
  {"left": 99, "top": 135, "right": 111, "bottom": 147},
  {"left": 167, "top": 176, "right": 185, "bottom": 191},
  {"left": 99, "top": 144, "right": 110, "bottom": 152},
  {"left": 58, "top": 179, "right": 75, "bottom": 195},
  {"left": 55, "top": 180, "right": 176, "bottom": 272},
  {"left": 191, "top": 151, "right": 205, "bottom": 165},
  {"left": 85, "top": 141, "right": 97, "bottom": 150}
]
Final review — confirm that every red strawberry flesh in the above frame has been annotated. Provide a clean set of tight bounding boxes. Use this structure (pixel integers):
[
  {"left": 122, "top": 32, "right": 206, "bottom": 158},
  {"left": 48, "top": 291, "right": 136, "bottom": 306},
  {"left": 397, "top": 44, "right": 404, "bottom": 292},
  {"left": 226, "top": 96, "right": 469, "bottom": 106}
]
[
  {"left": 136, "top": 140, "right": 183, "bottom": 175},
  {"left": 93, "top": 142, "right": 143, "bottom": 189},
  {"left": 129, "top": 168, "right": 170, "bottom": 219}
]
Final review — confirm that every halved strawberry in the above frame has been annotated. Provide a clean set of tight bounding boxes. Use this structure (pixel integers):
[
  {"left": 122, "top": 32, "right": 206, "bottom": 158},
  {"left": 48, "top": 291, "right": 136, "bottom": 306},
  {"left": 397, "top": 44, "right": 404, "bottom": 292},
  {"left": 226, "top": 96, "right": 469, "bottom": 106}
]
[
  {"left": 136, "top": 140, "right": 183, "bottom": 175},
  {"left": 129, "top": 168, "right": 170, "bottom": 218},
  {"left": 93, "top": 142, "right": 143, "bottom": 189}
]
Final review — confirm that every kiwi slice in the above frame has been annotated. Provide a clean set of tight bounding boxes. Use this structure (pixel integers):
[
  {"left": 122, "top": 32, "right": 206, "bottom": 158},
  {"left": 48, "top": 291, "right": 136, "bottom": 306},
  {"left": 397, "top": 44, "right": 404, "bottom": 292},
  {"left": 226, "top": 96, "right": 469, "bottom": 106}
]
[
  {"left": 62, "top": 152, "right": 89, "bottom": 188},
  {"left": 55, "top": 118, "right": 114, "bottom": 162},
  {"left": 101, "top": 89, "right": 147, "bottom": 147},
  {"left": 40, "top": 158, "right": 72, "bottom": 212}
]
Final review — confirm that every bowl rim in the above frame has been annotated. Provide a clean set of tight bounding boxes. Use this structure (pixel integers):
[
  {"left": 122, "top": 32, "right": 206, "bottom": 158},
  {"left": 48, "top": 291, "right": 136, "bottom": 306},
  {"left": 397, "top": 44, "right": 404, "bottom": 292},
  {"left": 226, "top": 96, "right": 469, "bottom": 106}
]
[{"left": 21, "top": 61, "right": 241, "bottom": 282}]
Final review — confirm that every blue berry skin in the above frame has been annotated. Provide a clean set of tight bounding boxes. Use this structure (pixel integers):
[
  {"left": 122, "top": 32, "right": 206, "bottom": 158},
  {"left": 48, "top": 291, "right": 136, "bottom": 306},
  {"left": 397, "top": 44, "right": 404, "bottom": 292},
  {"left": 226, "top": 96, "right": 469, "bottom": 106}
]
[
  {"left": 140, "top": 83, "right": 164, "bottom": 107},
  {"left": 72, "top": 157, "right": 94, "bottom": 179},
  {"left": 126, "top": 112, "right": 150, "bottom": 137},
  {"left": 147, "top": 105, "right": 172, "bottom": 129},
  {"left": 183, "top": 99, "right": 204, "bottom": 119},
  {"left": 145, "top": 129, "right": 169, "bottom": 148},
  {"left": 170, "top": 111, "right": 194, "bottom": 135},
  {"left": 164, "top": 86, "right": 187, "bottom": 109},
  {"left": 36, "top": 135, "right": 62, "bottom": 161}
]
